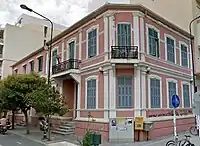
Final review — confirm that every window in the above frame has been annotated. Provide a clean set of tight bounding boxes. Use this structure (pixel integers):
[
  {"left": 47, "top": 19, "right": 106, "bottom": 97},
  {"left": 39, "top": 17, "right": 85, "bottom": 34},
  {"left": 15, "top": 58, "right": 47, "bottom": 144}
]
[
  {"left": 23, "top": 65, "right": 26, "bottom": 74},
  {"left": 150, "top": 78, "right": 161, "bottom": 108},
  {"left": 29, "top": 61, "right": 34, "bottom": 72},
  {"left": 38, "top": 56, "right": 43, "bottom": 72},
  {"left": 52, "top": 49, "right": 57, "bottom": 66},
  {"left": 87, "top": 79, "right": 97, "bottom": 109},
  {"left": 180, "top": 44, "right": 188, "bottom": 67},
  {"left": 168, "top": 81, "right": 177, "bottom": 108},
  {"left": 148, "top": 27, "right": 159, "bottom": 57},
  {"left": 183, "top": 84, "right": 190, "bottom": 108},
  {"left": 117, "top": 76, "right": 132, "bottom": 108},
  {"left": 14, "top": 69, "right": 18, "bottom": 74},
  {"left": 88, "top": 29, "right": 97, "bottom": 58},
  {"left": 69, "top": 41, "right": 75, "bottom": 69},
  {"left": 166, "top": 37, "right": 175, "bottom": 63},
  {"left": 117, "top": 24, "right": 131, "bottom": 46}
]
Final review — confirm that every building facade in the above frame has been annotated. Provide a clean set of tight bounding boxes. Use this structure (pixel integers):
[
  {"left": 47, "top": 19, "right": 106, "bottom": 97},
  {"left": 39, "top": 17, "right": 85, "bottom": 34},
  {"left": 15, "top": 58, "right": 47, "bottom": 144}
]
[
  {"left": 12, "top": 4, "right": 195, "bottom": 141},
  {"left": 1, "top": 14, "right": 66, "bottom": 79},
  {"left": 0, "top": 28, "right": 3, "bottom": 78}
]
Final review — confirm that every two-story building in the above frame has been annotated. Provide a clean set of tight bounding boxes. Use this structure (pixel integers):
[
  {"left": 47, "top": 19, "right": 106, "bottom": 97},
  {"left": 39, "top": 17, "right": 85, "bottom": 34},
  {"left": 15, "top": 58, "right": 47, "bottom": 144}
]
[{"left": 12, "top": 4, "right": 195, "bottom": 141}]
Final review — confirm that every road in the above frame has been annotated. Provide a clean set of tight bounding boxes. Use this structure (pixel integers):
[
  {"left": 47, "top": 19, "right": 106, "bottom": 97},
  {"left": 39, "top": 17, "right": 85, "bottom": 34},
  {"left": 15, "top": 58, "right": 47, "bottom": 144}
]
[{"left": 0, "top": 132, "right": 45, "bottom": 146}]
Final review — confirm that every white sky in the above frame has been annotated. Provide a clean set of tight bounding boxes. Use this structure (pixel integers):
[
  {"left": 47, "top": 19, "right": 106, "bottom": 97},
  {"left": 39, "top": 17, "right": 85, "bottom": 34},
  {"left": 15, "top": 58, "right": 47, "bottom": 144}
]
[{"left": 0, "top": 0, "right": 129, "bottom": 27}]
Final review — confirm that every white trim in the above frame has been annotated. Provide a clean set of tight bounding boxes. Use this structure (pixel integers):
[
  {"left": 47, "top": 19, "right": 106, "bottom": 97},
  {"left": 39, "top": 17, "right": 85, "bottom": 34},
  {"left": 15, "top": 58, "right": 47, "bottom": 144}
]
[
  {"left": 109, "top": 68, "right": 116, "bottom": 118},
  {"left": 104, "top": 16, "right": 109, "bottom": 61},
  {"left": 85, "top": 75, "right": 98, "bottom": 109},
  {"left": 77, "top": 83, "right": 81, "bottom": 118},
  {"left": 179, "top": 41, "right": 189, "bottom": 68},
  {"left": 116, "top": 22, "right": 133, "bottom": 46},
  {"left": 28, "top": 59, "right": 34, "bottom": 63},
  {"left": 148, "top": 75, "right": 163, "bottom": 109},
  {"left": 21, "top": 63, "right": 26, "bottom": 67},
  {"left": 103, "top": 71, "right": 109, "bottom": 119},
  {"left": 134, "top": 67, "right": 141, "bottom": 116},
  {"left": 133, "top": 13, "right": 140, "bottom": 55},
  {"left": 86, "top": 24, "right": 99, "bottom": 59},
  {"left": 164, "top": 34, "right": 177, "bottom": 64},
  {"left": 181, "top": 81, "right": 191, "bottom": 108},
  {"left": 140, "top": 16, "right": 145, "bottom": 61},
  {"left": 36, "top": 55, "right": 43, "bottom": 59},
  {"left": 67, "top": 39, "right": 76, "bottom": 59},
  {"left": 14, "top": 68, "right": 18, "bottom": 71},
  {"left": 146, "top": 24, "right": 160, "bottom": 58},
  {"left": 166, "top": 78, "right": 178, "bottom": 108},
  {"left": 73, "top": 82, "right": 76, "bottom": 119}
]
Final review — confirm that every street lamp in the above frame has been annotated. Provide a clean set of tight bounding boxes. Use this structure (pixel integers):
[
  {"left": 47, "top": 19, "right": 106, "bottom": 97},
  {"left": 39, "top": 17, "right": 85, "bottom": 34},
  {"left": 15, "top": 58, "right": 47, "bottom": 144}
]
[
  {"left": 20, "top": 4, "right": 53, "bottom": 140},
  {"left": 189, "top": 15, "right": 200, "bottom": 93},
  {"left": 20, "top": 4, "right": 53, "bottom": 85}
]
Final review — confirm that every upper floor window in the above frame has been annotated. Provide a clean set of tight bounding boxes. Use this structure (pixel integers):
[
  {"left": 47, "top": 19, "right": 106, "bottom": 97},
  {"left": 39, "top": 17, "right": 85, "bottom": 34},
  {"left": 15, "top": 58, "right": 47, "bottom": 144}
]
[
  {"left": 14, "top": 69, "right": 18, "bottom": 74},
  {"left": 182, "top": 84, "right": 190, "bottom": 108},
  {"left": 117, "top": 76, "right": 132, "bottom": 108},
  {"left": 29, "top": 60, "right": 34, "bottom": 72},
  {"left": 117, "top": 23, "right": 131, "bottom": 46},
  {"left": 38, "top": 56, "right": 43, "bottom": 72},
  {"left": 180, "top": 44, "right": 188, "bottom": 67},
  {"left": 148, "top": 27, "right": 159, "bottom": 58},
  {"left": 86, "top": 78, "right": 97, "bottom": 109},
  {"left": 166, "top": 37, "right": 176, "bottom": 63},
  {"left": 69, "top": 41, "right": 75, "bottom": 59},
  {"left": 88, "top": 29, "right": 97, "bottom": 58},
  {"left": 150, "top": 77, "right": 161, "bottom": 108},
  {"left": 52, "top": 49, "right": 57, "bottom": 66},
  {"left": 23, "top": 64, "right": 26, "bottom": 74},
  {"left": 167, "top": 80, "right": 177, "bottom": 108}
]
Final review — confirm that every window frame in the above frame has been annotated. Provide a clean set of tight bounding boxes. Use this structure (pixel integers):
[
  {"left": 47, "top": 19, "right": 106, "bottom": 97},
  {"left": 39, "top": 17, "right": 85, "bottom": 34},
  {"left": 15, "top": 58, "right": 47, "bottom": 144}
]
[
  {"left": 116, "top": 22, "right": 133, "bottom": 46},
  {"left": 179, "top": 41, "right": 189, "bottom": 68},
  {"left": 37, "top": 55, "right": 43, "bottom": 72},
  {"left": 146, "top": 24, "right": 160, "bottom": 58},
  {"left": 166, "top": 78, "right": 178, "bottom": 108},
  {"left": 181, "top": 81, "right": 191, "bottom": 108},
  {"left": 165, "top": 34, "right": 177, "bottom": 64},
  {"left": 22, "top": 64, "right": 27, "bottom": 74},
  {"left": 14, "top": 68, "right": 18, "bottom": 74},
  {"left": 51, "top": 47, "right": 58, "bottom": 67},
  {"left": 67, "top": 39, "right": 76, "bottom": 60},
  {"left": 86, "top": 25, "right": 99, "bottom": 59},
  {"left": 148, "top": 75, "right": 162, "bottom": 108},
  {"left": 29, "top": 59, "right": 34, "bottom": 73},
  {"left": 85, "top": 75, "right": 98, "bottom": 109}
]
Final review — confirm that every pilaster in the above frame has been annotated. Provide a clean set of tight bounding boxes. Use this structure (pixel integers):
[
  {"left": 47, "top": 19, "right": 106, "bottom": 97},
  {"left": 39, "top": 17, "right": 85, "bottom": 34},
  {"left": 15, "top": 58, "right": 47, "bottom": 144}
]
[
  {"left": 103, "top": 70, "right": 109, "bottom": 120},
  {"left": 104, "top": 15, "right": 109, "bottom": 61},
  {"left": 134, "top": 65, "right": 141, "bottom": 117},
  {"left": 141, "top": 67, "right": 147, "bottom": 117}
]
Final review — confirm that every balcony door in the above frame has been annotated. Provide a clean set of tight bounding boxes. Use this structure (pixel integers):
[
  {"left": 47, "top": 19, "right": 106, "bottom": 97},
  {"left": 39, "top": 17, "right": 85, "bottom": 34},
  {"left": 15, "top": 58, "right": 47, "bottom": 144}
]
[{"left": 69, "top": 41, "right": 75, "bottom": 69}]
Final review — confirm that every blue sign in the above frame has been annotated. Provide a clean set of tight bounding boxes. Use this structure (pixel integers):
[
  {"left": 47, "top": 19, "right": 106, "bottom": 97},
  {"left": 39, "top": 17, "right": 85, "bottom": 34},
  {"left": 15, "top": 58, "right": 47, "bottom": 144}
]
[{"left": 172, "top": 94, "right": 180, "bottom": 108}]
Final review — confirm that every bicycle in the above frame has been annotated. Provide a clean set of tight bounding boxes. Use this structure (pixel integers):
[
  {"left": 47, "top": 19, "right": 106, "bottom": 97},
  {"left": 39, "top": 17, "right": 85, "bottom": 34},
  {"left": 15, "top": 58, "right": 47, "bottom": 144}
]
[
  {"left": 165, "top": 134, "right": 195, "bottom": 146},
  {"left": 189, "top": 125, "right": 199, "bottom": 136}
]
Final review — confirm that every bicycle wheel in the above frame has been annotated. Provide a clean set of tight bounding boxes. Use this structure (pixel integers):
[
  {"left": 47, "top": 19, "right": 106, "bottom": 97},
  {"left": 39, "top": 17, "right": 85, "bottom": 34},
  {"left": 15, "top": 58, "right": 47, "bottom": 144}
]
[
  {"left": 166, "top": 140, "right": 175, "bottom": 146},
  {"left": 178, "top": 139, "right": 191, "bottom": 146},
  {"left": 190, "top": 126, "right": 198, "bottom": 136}
]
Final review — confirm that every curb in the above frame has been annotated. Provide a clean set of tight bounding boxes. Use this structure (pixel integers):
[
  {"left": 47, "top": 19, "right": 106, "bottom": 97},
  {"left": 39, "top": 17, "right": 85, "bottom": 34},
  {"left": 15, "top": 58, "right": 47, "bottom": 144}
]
[{"left": 8, "top": 130, "right": 47, "bottom": 145}]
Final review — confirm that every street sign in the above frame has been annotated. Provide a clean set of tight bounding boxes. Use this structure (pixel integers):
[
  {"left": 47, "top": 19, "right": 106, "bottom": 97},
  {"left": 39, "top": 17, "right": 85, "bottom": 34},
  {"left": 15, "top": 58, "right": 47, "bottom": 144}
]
[{"left": 172, "top": 94, "right": 180, "bottom": 109}]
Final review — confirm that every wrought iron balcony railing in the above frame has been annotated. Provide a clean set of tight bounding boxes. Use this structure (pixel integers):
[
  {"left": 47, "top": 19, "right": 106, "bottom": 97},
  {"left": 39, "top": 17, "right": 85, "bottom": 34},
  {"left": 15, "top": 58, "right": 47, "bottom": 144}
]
[
  {"left": 52, "top": 59, "right": 81, "bottom": 75},
  {"left": 111, "top": 46, "right": 138, "bottom": 59}
]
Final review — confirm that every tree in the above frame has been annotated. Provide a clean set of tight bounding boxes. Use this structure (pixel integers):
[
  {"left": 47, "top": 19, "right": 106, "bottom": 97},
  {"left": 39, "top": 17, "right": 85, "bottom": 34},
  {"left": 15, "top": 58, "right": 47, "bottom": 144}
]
[{"left": 28, "top": 83, "right": 68, "bottom": 140}]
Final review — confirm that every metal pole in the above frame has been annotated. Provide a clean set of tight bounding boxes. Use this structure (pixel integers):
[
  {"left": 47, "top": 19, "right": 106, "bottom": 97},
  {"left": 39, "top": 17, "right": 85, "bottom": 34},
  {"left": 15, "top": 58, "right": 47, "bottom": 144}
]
[{"left": 173, "top": 109, "right": 177, "bottom": 146}]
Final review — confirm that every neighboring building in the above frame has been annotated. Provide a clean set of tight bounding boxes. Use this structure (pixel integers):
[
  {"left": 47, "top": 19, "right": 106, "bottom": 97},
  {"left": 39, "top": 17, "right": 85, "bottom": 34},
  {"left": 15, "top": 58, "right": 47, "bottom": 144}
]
[
  {"left": 0, "top": 28, "right": 4, "bottom": 78},
  {"left": 12, "top": 4, "right": 194, "bottom": 141},
  {"left": 2, "top": 13, "right": 66, "bottom": 79}
]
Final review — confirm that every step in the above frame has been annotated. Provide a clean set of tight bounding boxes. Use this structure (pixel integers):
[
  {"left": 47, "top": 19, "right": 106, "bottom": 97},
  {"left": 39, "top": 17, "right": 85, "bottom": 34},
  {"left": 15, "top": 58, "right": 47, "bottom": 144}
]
[
  {"left": 52, "top": 130, "right": 75, "bottom": 135},
  {"left": 60, "top": 121, "right": 75, "bottom": 125},
  {"left": 54, "top": 128, "right": 74, "bottom": 133},
  {"left": 61, "top": 123, "right": 75, "bottom": 128},
  {"left": 59, "top": 126, "right": 75, "bottom": 130}
]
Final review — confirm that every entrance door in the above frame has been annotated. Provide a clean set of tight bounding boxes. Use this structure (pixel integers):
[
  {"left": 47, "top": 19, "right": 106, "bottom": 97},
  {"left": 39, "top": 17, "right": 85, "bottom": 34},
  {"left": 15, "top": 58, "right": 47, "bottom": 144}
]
[{"left": 69, "top": 41, "right": 75, "bottom": 69}]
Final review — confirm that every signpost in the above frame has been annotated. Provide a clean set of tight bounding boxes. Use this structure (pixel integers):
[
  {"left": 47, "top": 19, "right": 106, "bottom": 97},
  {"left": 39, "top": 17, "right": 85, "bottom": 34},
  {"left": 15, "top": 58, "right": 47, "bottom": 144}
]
[
  {"left": 171, "top": 94, "right": 180, "bottom": 146},
  {"left": 193, "top": 92, "right": 200, "bottom": 138}
]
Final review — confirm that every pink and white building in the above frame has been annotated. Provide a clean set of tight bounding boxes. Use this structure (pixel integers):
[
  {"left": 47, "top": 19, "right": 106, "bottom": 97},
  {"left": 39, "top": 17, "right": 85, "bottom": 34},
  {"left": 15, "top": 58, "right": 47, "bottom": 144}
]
[{"left": 12, "top": 4, "right": 195, "bottom": 141}]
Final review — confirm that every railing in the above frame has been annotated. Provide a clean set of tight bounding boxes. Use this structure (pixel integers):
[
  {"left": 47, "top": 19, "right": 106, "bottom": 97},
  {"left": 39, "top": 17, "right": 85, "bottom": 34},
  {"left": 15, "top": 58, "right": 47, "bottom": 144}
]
[
  {"left": 52, "top": 59, "right": 81, "bottom": 75},
  {"left": 111, "top": 46, "right": 138, "bottom": 59}
]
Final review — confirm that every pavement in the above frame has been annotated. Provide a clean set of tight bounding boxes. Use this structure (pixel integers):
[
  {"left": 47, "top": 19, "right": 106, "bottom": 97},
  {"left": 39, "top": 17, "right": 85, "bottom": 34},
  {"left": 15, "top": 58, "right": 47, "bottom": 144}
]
[{"left": 1, "top": 126, "right": 200, "bottom": 146}]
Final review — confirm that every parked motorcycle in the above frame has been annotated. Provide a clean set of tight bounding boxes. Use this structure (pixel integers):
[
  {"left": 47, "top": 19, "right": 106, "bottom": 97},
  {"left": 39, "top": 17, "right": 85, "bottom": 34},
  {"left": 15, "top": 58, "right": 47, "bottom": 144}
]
[
  {"left": 6, "top": 120, "right": 11, "bottom": 130},
  {"left": 0, "top": 126, "right": 7, "bottom": 135}
]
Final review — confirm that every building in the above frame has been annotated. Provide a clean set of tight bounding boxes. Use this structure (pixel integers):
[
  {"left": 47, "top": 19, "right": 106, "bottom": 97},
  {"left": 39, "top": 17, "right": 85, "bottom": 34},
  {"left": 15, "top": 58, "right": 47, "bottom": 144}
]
[
  {"left": 89, "top": 0, "right": 200, "bottom": 92},
  {"left": 0, "top": 28, "right": 4, "bottom": 78},
  {"left": 12, "top": 4, "right": 194, "bottom": 141},
  {"left": 1, "top": 13, "right": 66, "bottom": 79}
]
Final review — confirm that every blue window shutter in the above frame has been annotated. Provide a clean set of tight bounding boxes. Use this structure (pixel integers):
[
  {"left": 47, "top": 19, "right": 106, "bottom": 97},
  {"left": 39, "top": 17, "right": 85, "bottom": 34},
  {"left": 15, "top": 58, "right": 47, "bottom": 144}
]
[
  {"left": 88, "top": 29, "right": 97, "bottom": 58},
  {"left": 183, "top": 84, "right": 190, "bottom": 107},
  {"left": 150, "top": 78, "right": 161, "bottom": 108},
  {"left": 87, "top": 79, "right": 96, "bottom": 109}
]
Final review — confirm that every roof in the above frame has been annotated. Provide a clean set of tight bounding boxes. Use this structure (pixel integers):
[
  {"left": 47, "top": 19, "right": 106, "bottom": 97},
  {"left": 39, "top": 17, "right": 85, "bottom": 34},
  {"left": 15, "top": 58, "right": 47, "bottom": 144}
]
[{"left": 12, "top": 3, "right": 192, "bottom": 67}]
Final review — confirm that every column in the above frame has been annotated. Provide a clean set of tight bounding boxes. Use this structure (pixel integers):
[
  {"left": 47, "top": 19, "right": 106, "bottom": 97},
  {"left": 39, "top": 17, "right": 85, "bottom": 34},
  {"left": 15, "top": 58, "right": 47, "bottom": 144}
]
[
  {"left": 104, "top": 70, "right": 109, "bottom": 120},
  {"left": 109, "top": 65, "right": 116, "bottom": 118},
  {"left": 134, "top": 66, "right": 141, "bottom": 117},
  {"left": 141, "top": 68, "right": 146, "bottom": 117},
  {"left": 139, "top": 13, "right": 145, "bottom": 62},
  {"left": 133, "top": 12, "right": 140, "bottom": 59},
  {"left": 104, "top": 15, "right": 109, "bottom": 60},
  {"left": 76, "top": 83, "right": 81, "bottom": 118}
]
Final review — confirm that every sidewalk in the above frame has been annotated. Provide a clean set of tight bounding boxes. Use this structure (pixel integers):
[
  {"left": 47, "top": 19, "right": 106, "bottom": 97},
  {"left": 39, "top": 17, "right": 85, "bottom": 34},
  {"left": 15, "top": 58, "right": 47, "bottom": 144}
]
[{"left": 8, "top": 126, "right": 80, "bottom": 146}]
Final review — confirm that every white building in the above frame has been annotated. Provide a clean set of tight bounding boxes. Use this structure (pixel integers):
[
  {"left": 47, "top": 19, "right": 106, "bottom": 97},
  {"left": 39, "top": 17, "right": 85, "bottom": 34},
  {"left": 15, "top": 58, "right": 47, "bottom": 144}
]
[{"left": 1, "top": 14, "right": 66, "bottom": 79}]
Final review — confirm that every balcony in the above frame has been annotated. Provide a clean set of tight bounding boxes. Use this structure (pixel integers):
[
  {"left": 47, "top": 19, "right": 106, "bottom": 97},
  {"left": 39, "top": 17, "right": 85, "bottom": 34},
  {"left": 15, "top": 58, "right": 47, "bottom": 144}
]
[
  {"left": 52, "top": 59, "right": 81, "bottom": 75},
  {"left": 111, "top": 46, "right": 139, "bottom": 64}
]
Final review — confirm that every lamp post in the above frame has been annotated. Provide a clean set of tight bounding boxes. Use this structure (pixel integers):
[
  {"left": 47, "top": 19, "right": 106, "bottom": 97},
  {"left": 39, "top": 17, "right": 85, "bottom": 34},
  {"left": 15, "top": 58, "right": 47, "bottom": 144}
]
[
  {"left": 189, "top": 15, "right": 200, "bottom": 93},
  {"left": 20, "top": 4, "right": 53, "bottom": 140}
]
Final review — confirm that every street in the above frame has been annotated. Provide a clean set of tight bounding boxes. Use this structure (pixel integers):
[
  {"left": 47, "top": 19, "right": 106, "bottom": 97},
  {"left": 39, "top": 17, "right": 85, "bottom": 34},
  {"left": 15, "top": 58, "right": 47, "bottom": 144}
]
[{"left": 0, "top": 132, "right": 45, "bottom": 146}]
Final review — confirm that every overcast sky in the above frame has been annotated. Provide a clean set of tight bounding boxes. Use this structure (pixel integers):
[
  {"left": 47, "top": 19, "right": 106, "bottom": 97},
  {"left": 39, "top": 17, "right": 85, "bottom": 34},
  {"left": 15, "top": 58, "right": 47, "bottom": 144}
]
[{"left": 0, "top": 0, "right": 129, "bottom": 27}]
